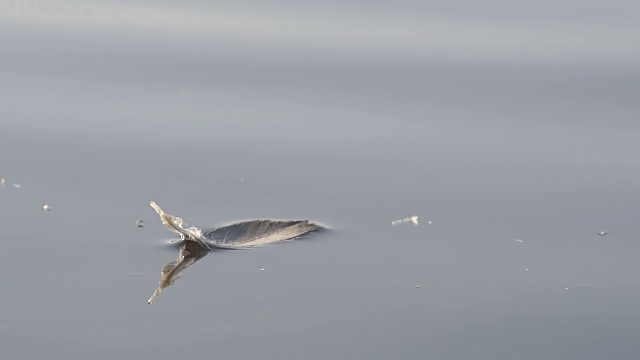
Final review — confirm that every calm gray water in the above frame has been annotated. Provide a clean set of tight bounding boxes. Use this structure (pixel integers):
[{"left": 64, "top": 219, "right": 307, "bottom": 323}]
[{"left": 2, "top": 1, "right": 640, "bottom": 359}]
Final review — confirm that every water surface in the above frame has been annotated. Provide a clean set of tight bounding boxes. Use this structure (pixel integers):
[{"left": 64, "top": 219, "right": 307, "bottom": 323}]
[{"left": 1, "top": 1, "right": 640, "bottom": 359}]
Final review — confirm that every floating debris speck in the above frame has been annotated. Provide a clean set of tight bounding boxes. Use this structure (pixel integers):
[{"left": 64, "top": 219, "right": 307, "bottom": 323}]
[
  {"left": 514, "top": 238, "right": 524, "bottom": 243},
  {"left": 391, "top": 215, "right": 419, "bottom": 226},
  {"left": 0, "top": 178, "right": 5, "bottom": 187},
  {"left": 416, "top": 284, "right": 420, "bottom": 289},
  {"left": 427, "top": 220, "right": 433, "bottom": 225},
  {"left": 12, "top": 183, "right": 21, "bottom": 189},
  {"left": 43, "top": 204, "right": 52, "bottom": 211},
  {"left": 596, "top": 230, "right": 608, "bottom": 236},
  {"left": 136, "top": 219, "right": 144, "bottom": 228},
  {"left": 260, "top": 268, "right": 266, "bottom": 271}
]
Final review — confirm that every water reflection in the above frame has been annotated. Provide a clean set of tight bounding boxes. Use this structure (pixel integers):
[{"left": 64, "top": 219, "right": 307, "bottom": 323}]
[{"left": 148, "top": 240, "right": 210, "bottom": 304}]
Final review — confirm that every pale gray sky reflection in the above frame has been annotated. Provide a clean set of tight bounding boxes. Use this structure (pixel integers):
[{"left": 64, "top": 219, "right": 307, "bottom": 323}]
[{"left": 1, "top": 2, "right": 640, "bottom": 359}]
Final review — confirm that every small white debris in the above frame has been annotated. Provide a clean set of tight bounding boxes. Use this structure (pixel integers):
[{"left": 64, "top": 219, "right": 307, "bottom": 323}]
[
  {"left": 43, "top": 204, "right": 52, "bottom": 211},
  {"left": 260, "top": 268, "right": 265, "bottom": 271},
  {"left": 391, "top": 215, "right": 419, "bottom": 226},
  {"left": 416, "top": 284, "right": 420, "bottom": 289},
  {"left": 427, "top": 220, "right": 433, "bottom": 225},
  {"left": 136, "top": 219, "right": 144, "bottom": 228},
  {"left": 12, "top": 183, "right": 21, "bottom": 189},
  {"left": 514, "top": 238, "right": 524, "bottom": 243},
  {"left": 525, "top": 268, "right": 529, "bottom": 271},
  {"left": 0, "top": 178, "right": 5, "bottom": 187},
  {"left": 596, "top": 231, "right": 608, "bottom": 236},
  {"left": 565, "top": 287, "right": 570, "bottom": 290}
]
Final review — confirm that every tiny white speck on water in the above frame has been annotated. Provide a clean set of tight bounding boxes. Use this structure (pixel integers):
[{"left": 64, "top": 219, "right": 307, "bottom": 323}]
[
  {"left": 136, "top": 219, "right": 144, "bottom": 227},
  {"left": 427, "top": 220, "right": 433, "bottom": 225},
  {"left": 525, "top": 268, "right": 529, "bottom": 271},
  {"left": 43, "top": 204, "right": 52, "bottom": 211},
  {"left": 391, "top": 215, "right": 419, "bottom": 226},
  {"left": 0, "top": 178, "right": 5, "bottom": 187},
  {"left": 260, "top": 268, "right": 266, "bottom": 271},
  {"left": 416, "top": 284, "right": 420, "bottom": 289},
  {"left": 514, "top": 238, "right": 524, "bottom": 243},
  {"left": 12, "top": 183, "right": 21, "bottom": 189}
]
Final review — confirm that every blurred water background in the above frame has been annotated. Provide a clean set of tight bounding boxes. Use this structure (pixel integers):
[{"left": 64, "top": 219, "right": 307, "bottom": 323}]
[{"left": 1, "top": 1, "right": 640, "bottom": 359}]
